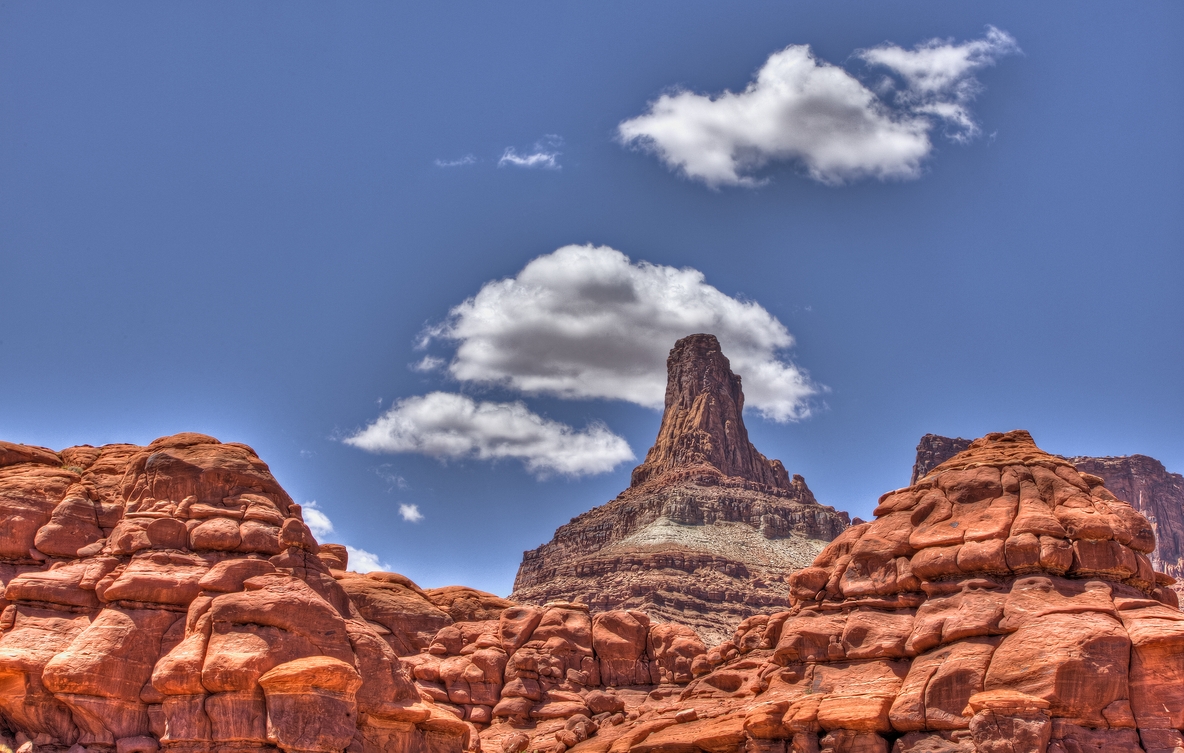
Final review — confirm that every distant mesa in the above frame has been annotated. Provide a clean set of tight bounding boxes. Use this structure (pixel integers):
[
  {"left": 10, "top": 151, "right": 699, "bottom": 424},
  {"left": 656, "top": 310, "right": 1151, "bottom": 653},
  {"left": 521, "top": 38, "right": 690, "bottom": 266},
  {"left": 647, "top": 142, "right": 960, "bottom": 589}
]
[{"left": 512, "top": 334, "right": 849, "bottom": 644}]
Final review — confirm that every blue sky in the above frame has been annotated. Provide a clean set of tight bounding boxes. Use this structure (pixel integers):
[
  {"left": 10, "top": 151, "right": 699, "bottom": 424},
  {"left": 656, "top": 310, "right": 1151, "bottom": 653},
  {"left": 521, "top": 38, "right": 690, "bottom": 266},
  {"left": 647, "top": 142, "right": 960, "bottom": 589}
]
[{"left": 2, "top": 2, "right": 1181, "bottom": 594}]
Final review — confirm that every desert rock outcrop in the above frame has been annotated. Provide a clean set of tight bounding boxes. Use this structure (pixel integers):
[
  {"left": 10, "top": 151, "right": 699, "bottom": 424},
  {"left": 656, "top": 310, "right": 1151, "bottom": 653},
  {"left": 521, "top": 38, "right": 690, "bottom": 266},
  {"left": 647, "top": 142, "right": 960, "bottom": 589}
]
[
  {"left": 512, "top": 335, "right": 849, "bottom": 643},
  {"left": 528, "top": 430, "right": 1184, "bottom": 753},
  {"left": 914, "top": 433, "right": 1184, "bottom": 592},
  {"left": 0, "top": 434, "right": 469, "bottom": 753}
]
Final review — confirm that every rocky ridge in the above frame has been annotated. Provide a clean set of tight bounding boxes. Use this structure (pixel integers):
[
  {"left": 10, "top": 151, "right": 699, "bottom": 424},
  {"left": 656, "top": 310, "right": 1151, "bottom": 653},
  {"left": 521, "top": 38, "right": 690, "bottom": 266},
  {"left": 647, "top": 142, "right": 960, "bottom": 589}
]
[
  {"left": 3, "top": 428, "right": 1184, "bottom": 752},
  {"left": 512, "top": 335, "right": 849, "bottom": 644},
  {"left": 544, "top": 430, "right": 1184, "bottom": 753},
  {"left": 914, "top": 433, "right": 1184, "bottom": 591},
  {"left": 0, "top": 432, "right": 719, "bottom": 753}
]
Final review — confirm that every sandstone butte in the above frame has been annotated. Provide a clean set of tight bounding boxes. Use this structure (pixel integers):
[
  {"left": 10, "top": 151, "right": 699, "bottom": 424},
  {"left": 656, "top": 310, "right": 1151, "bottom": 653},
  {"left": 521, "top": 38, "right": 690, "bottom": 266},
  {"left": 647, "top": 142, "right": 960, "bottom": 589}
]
[
  {"left": 914, "top": 434, "right": 1184, "bottom": 595},
  {"left": 512, "top": 335, "right": 850, "bottom": 644},
  {"left": 3, "top": 429, "right": 1184, "bottom": 753}
]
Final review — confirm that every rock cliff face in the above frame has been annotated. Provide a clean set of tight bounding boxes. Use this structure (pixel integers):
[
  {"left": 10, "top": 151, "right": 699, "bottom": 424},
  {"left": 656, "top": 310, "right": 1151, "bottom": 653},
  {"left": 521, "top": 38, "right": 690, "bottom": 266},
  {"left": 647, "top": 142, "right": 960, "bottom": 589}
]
[
  {"left": 4, "top": 428, "right": 1184, "bottom": 753},
  {"left": 0, "top": 432, "right": 722, "bottom": 753},
  {"left": 537, "top": 430, "right": 1184, "bottom": 753},
  {"left": 512, "top": 335, "right": 850, "bottom": 645},
  {"left": 914, "top": 434, "right": 1184, "bottom": 591},
  {"left": 0, "top": 434, "right": 473, "bottom": 753}
]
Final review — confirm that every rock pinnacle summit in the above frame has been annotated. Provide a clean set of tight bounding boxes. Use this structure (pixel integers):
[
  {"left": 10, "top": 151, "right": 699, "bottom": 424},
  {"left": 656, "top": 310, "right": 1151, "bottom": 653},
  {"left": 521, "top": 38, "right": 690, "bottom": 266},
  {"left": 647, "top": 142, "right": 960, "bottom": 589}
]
[{"left": 512, "top": 334, "right": 849, "bottom": 643}]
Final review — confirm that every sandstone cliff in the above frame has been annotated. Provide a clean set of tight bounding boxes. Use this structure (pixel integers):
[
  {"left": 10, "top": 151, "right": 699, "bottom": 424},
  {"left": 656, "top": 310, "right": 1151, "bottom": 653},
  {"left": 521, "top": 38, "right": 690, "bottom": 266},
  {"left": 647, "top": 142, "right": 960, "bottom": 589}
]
[
  {"left": 3, "top": 428, "right": 1184, "bottom": 753},
  {"left": 0, "top": 434, "right": 471, "bottom": 753},
  {"left": 914, "top": 433, "right": 1184, "bottom": 591},
  {"left": 508, "top": 430, "right": 1183, "bottom": 753},
  {"left": 512, "top": 335, "right": 849, "bottom": 645}
]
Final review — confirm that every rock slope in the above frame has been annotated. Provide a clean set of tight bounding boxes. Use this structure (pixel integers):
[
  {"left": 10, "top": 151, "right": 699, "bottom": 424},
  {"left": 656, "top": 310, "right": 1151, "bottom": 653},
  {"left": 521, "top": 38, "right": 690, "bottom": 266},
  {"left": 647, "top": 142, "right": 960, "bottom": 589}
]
[
  {"left": 914, "top": 433, "right": 1184, "bottom": 592},
  {"left": 512, "top": 335, "right": 849, "bottom": 644},
  {"left": 547, "top": 430, "right": 1184, "bottom": 753}
]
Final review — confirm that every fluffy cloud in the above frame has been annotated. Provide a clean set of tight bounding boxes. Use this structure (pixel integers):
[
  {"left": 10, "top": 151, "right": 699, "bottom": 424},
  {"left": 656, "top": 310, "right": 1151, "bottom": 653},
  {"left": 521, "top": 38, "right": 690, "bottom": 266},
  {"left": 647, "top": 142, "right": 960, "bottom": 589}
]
[
  {"left": 301, "top": 502, "right": 391, "bottom": 573},
  {"left": 345, "top": 546, "right": 390, "bottom": 573},
  {"left": 399, "top": 503, "right": 424, "bottom": 522},
  {"left": 425, "top": 245, "right": 818, "bottom": 422},
  {"left": 499, "top": 135, "right": 562, "bottom": 169},
  {"left": 302, "top": 501, "right": 334, "bottom": 539},
  {"left": 618, "top": 28, "right": 1017, "bottom": 187},
  {"left": 345, "top": 391, "right": 635, "bottom": 477}
]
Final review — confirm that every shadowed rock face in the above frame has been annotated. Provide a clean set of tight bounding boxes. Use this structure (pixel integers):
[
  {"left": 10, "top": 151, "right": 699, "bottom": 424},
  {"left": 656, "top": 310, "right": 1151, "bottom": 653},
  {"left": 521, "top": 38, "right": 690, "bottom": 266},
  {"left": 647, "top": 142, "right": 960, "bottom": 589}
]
[
  {"left": 513, "top": 335, "right": 849, "bottom": 645},
  {"left": 914, "top": 433, "right": 1184, "bottom": 591}
]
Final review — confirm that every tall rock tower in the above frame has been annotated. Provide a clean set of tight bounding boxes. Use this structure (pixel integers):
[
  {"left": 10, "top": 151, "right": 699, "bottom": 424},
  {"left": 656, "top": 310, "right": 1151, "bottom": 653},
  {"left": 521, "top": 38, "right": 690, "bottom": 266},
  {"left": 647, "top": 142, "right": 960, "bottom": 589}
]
[{"left": 512, "top": 334, "right": 849, "bottom": 644}]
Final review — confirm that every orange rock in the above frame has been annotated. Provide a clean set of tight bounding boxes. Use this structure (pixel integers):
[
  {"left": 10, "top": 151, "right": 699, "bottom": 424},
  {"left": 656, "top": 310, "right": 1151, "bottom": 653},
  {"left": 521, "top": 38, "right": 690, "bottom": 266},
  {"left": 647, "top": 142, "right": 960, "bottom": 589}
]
[
  {"left": 984, "top": 611, "right": 1129, "bottom": 723},
  {"left": 258, "top": 656, "right": 363, "bottom": 753}
]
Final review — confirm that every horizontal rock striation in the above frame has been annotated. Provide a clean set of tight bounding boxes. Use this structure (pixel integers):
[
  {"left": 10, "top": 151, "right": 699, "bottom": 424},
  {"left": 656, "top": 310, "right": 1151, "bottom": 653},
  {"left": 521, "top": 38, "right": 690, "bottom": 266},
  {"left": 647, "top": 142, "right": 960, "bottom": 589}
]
[
  {"left": 914, "top": 433, "right": 1184, "bottom": 594},
  {"left": 513, "top": 335, "right": 848, "bottom": 644}
]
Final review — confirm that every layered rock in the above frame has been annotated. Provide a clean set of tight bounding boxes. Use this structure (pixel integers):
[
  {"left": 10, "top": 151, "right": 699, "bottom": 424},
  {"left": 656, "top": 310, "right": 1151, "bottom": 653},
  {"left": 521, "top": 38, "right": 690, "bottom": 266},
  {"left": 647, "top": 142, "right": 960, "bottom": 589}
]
[
  {"left": 0, "top": 434, "right": 472, "bottom": 753},
  {"left": 914, "top": 433, "right": 1184, "bottom": 592},
  {"left": 513, "top": 335, "right": 849, "bottom": 644},
  {"left": 530, "top": 430, "right": 1184, "bottom": 753}
]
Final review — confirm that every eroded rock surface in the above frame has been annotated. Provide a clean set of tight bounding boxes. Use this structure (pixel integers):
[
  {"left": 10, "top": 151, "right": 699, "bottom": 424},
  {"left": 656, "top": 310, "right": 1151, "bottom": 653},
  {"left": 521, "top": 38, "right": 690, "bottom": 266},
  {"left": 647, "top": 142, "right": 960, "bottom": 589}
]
[
  {"left": 537, "top": 430, "right": 1182, "bottom": 753},
  {"left": 914, "top": 433, "right": 1184, "bottom": 594},
  {"left": 512, "top": 335, "right": 848, "bottom": 643},
  {"left": 0, "top": 435, "right": 469, "bottom": 753}
]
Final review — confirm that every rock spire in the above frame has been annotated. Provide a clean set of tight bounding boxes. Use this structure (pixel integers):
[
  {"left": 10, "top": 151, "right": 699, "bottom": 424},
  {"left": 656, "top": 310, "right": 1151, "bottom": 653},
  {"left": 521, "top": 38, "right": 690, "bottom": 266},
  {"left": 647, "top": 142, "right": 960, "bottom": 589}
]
[
  {"left": 512, "top": 334, "right": 847, "bottom": 643},
  {"left": 629, "top": 334, "right": 791, "bottom": 491}
]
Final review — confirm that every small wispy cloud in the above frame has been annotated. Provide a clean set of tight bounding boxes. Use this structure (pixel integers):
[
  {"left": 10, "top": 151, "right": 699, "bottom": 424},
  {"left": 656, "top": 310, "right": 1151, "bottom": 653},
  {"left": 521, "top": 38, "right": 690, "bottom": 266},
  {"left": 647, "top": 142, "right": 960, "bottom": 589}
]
[
  {"left": 411, "top": 355, "right": 445, "bottom": 373},
  {"left": 399, "top": 503, "right": 424, "bottom": 522},
  {"left": 376, "top": 463, "right": 409, "bottom": 491},
  {"left": 435, "top": 154, "right": 476, "bottom": 168},
  {"left": 499, "top": 135, "right": 563, "bottom": 170}
]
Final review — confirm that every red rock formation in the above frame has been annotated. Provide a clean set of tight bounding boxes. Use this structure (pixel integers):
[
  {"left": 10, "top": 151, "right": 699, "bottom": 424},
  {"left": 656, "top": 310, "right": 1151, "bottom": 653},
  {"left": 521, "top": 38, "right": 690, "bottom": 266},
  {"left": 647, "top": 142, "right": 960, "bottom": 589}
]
[
  {"left": 630, "top": 335, "right": 792, "bottom": 492},
  {"left": 513, "top": 335, "right": 849, "bottom": 644},
  {"left": 910, "top": 435, "right": 972, "bottom": 486},
  {"left": 514, "top": 430, "right": 1184, "bottom": 753},
  {"left": 0, "top": 434, "right": 471, "bottom": 753},
  {"left": 914, "top": 433, "right": 1184, "bottom": 594}
]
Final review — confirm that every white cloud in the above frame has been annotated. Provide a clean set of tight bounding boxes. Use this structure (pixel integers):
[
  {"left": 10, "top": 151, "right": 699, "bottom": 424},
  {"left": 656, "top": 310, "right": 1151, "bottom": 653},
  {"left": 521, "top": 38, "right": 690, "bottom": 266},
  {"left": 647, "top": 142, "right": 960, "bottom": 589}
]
[
  {"left": 618, "top": 28, "right": 1017, "bottom": 187},
  {"left": 411, "top": 355, "right": 445, "bottom": 373},
  {"left": 346, "top": 545, "right": 390, "bottom": 573},
  {"left": 499, "top": 135, "right": 562, "bottom": 170},
  {"left": 435, "top": 154, "right": 476, "bottom": 168},
  {"left": 303, "top": 501, "right": 335, "bottom": 539},
  {"left": 302, "top": 502, "right": 392, "bottom": 573},
  {"left": 399, "top": 503, "right": 424, "bottom": 522},
  {"left": 859, "top": 26, "right": 1020, "bottom": 142},
  {"left": 345, "top": 391, "right": 635, "bottom": 477},
  {"left": 424, "top": 245, "right": 818, "bottom": 422}
]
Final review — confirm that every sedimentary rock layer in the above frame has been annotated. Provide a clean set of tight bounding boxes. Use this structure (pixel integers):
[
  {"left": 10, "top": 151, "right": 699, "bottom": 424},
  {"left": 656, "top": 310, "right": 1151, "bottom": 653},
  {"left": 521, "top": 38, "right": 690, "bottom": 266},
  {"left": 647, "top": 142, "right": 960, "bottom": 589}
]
[{"left": 512, "top": 335, "right": 849, "bottom": 643}]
